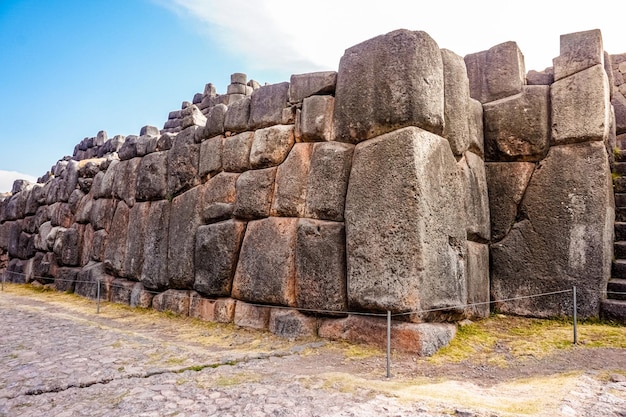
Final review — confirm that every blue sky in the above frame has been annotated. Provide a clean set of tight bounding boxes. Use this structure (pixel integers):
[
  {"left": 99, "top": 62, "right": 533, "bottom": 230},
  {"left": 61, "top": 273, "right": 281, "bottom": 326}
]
[{"left": 1, "top": 0, "right": 624, "bottom": 192}]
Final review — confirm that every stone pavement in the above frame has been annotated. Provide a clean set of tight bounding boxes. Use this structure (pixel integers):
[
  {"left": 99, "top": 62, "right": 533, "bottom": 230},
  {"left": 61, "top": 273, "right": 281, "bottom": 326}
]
[{"left": 0, "top": 288, "right": 625, "bottom": 417}]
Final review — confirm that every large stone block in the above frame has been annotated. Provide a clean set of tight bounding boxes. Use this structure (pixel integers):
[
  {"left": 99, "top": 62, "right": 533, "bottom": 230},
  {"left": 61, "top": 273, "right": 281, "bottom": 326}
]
[
  {"left": 468, "top": 98, "right": 484, "bottom": 157},
  {"left": 199, "top": 135, "right": 223, "bottom": 179},
  {"left": 80, "top": 223, "right": 95, "bottom": 266},
  {"left": 54, "top": 267, "right": 79, "bottom": 293},
  {"left": 199, "top": 172, "right": 238, "bottom": 223},
  {"left": 551, "top": 65, "right": 611, "bottom": 145},
  {"left": 483, "top": 85, "right": 550, "bottom": 161},
  {"left": 249, "top": 125, "right": 295, "bottom": 169},
  {"left": 465, "top": 241, "right": 490, "bottom": 319},
  {"left": 204, "top": 103, "right": 227, "bottom": 138},
  {"left": 299, "top": 96, "right": 335, "bottom": 142},
  {"left": 295, "top": 219, "right": 347, "bottom": 312},
  {"left": 167, "top": 187, "right": 203, "bottom": 289},
  {"left": 112, "top": 158, "right": 141, "bottom": 207},
  {"left": 491, "top": 142, "right": 614, "bottom": 319},
  {"left": 130, "top": 282, "right": 154, "bottom": 308},
  {"left": 553, "top": 29, "right": 604, "bottom": 81},
  {"left": 92, "top": 159, "right": 118, "bottom": 199},
  {"left": 223, "top": 132, "right": 254, "bottom": 173},
  {"left": 441, "top": 49, "right": 470, "bottom": 156},
  {"left": 458, "top": 152, "right": 490, "bottom": 242},
  {"left": 75, "top": 261, "right": 111, "bottom": 299},
  {"left": 123, "top": 201, "right": 150, "bottom": 280},
  {"left": 269, "top": 309, "right": 318, "bottom": 339},
  {"left": 167, "top": 126, "right": 200, "bottom": 196},
  {"left": 233, "top": 167, "right": 276, "bottom": 220},
  {"left": 345, "top": 127, "right": 467, "bottom": 319},
  {"left": 232, "top": 217, "right": 298, "bottom": 306},
  {"left": 53, "top": 225, "right": 83, "bottom": 266},
  {"left": 138, "top": 200, "right": 170, "bottom": 290},
  {"left": 136, "top": 151, "right": 168, "bottom": 201},
  {"left": 103, "top": 201, "right": 130, "bottom": 275},
  {"left": 465, "top": 41, "right": 525, "bottom": 104},
  {"left": 194, "top": 220, "right": 246, "bottom": 297},
  {"left": 233, "top": 301, "right": 271, "bottom": 330},
  {"left": 90, "top": 198, "right": 117, "bottom": 231},
  {"left": 152, "top": 289, "right": 190, "bottom": 316},
  {"left": 304, "top": 142, "right": 353, "bottom": 222},
  {"left": 91, "top": 229, "right": 108, "bottom": 262},
  {"left": 613, "top": 93, "right": 626, "bottom": 135},
  {"left": 318, "top": 315, "right": 456, "bottom": 355},
  {"left": 249, "top": 82, "right": 290, "bottom": 129},
  {"left": 224, "top": 97, "right": 250, "bottom": 133},
  {"left": 333, "top": 29, "right": 444, "bottom": 143},
  {"left": 289, "top": 71, "right": 337, "bottom": 103},
  {"left": 271, "top": 143, "right": 313, "bottom": 218},
  {"left": 485, "top": 162, "right": 535, "bottom": 242}
]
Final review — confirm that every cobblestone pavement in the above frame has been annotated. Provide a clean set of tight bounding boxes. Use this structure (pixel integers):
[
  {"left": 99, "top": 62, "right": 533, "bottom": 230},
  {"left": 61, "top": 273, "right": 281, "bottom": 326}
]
[{"left": 1, "top": 288, "right": 625, "bottom": 417}]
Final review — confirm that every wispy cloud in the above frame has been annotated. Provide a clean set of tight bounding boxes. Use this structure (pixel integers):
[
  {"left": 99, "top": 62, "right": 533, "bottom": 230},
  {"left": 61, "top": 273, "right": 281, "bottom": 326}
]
[
  {"left": 0, "top": 171, "right": 37, "bottom": 194},
  {"left": 157, "top": 0, "right": 625, "bottom": 74}
]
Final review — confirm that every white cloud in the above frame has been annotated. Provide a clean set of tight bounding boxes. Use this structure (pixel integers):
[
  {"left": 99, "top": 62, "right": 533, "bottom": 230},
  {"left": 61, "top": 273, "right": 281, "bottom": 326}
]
[
  {"left": 0, "top": 171, "right": 37, "bottom": 194},
  {"left": 160, "top": 0, "right": 625, "bottom": 74}
]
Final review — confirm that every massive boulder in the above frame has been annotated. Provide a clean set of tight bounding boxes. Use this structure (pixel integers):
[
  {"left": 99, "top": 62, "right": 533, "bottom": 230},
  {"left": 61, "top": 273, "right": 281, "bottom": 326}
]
[
  {"left": 345, "top": 127, "right": 467, "bottom": 319},
  {"left": 491, "top": 141, "right": 614, "bottom": 318},
  {"left": 333, "top": 29, "right": 444, "bottom": 143}
]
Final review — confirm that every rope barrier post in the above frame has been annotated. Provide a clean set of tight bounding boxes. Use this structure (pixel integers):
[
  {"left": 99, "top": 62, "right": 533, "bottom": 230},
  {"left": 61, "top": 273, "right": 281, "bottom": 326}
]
[
  {"left": 96, "top": 279, "right": 101, "bottom": 314},
  {"left": 572, "top": 286, "right": 577, "bottom": 345},
  {"left": 1, "top": 272, "right": 4, "bottom": 291},
  {"left": 386, "top": 310, "right": 391, "bottom": 379}
]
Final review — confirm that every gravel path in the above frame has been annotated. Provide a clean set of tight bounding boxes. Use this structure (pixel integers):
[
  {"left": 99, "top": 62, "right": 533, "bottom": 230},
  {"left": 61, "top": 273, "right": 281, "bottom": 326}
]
[{"left": 0, "top": 289, "right": 624, "bottom": 417}]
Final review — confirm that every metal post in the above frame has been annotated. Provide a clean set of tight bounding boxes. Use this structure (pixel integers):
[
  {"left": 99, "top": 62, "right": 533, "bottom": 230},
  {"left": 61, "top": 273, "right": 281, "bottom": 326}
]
[
  {"left": 572, "top": 286, "right": 577, "bottom": 345},
  {"left": 386, "top": 310, "right": 391, "bottom": 379},
  {"left": 96, "top": 279, "right": 101, "bottom": 314},
  {"left": 1, "top": 272, "right": 5, "bottom": 291}
]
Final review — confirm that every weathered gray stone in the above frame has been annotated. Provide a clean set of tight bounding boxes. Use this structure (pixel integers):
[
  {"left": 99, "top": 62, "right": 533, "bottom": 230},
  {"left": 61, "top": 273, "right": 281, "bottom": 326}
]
[
  {"left": 289, "top": 71, "right": 337, "bottom": 103},
  {"left": 140, "top": 125, "right": 159, "bottom": 137},
  {"left": 232, "top": 217, "right": 298, "bottom": 306},
  {"left": 299, "top": 96, "right": 335, "bottom": 142},
  {"left": 485, "top": 162, "right": 535, "bottom": 242},
  {"left": 204, "top": 103, "right": 227, "bottom": 138},
  {"left": 194, "top": 220, "right": 246, "bottom": 297},
  {"left": 181, "top": 104, "right": 207, "bottom": 129},
  {"left": 123, "top": 201, "right": 150, "bottom": 280},
  {"left": 54, "top": 267, "right": 80, "bottom": 293},
  {"left": 118, "top": 135, "right": 138, "bottom": 160},
  {"left": 112, "top": 157, "right": 141, "bottom": 207},
  {"left": 345, "top": 127, "right": 467, "bottom": 319},
  {"left": 152, "top": 289, "right": 191, "bottom": 316},
  {"left": 295, "top": 219, "right": 347, "bottom": 312},
  {"left": 74, "top": 192, "right": 94, "bottom": 224},
  {"left": 91, "top": 229, "right": 107, "bottom": 262},
  {"left": 271, "top": 143, "right": 314, "bottom": 218},
  {"left": 48, "top": 202, "right": 73, "bottom": 228},
  {"left": 526, "top": 68, "right": 554, "bottom": 85},
  {"left": 269, "top": 309, "right": 318, "bottom": 339},
  {"left": 465, "top": 41, "right": 525, "bottom": 104},
  {"left": 90, "top": 198, "right": 117, "bottom": 231},
  {"left": 25, "top": 184, "right": 43, "bottom": 216},
  {"left": 249, "top": 125, "right": 295, "bottom": 169},
  {"left": 53, "top": 225, "right": 83, "bottom": 266},
  {"left": 167, "top": 126, "right": 200, "bottom": 196},
  {"left": 334, "top": 29, "right": 444, "bottom": 143},
  {"left": 458, "top": 152, "right": 490, "bottom": 242},
  {"left": 465, "top": 241, "right": 490, "bottom": 319},
  {"left": 199, "top": 136, "right": 223, "bottom": 179},
  {"left": 167, "top": 187, "right": 202, "bottom": 289},
  {"left": 233, "top": 167, "right": 276, "bottom": 220},
  {"left": 442, "top": 49, "right": 471, "bottom": 156},
  {"left": 129, "top": 282, "right": 154, "bottom": 308},
  {"left": 214, "top": 298, "right": 236, "bottom": 323},
  {"left": 103, "top": 201, "right": 130, "bottom": 276},
  {"left": 483, "top": 85, "right": 550, "bottom": 162},
  {"left": 233, "top": 301, "right": 271, "bottom": 330},
  {"left": 111, "top": 278, "right": 136, "bottom": 305},
  {"left": 198, "top": 172, "right": 238, "bottom": 223},
  {"left": 613, "top": 93, "right": 626, "bottom": 135},
  {"left": 227, "top": 83, "right": 247, "bottom": 95},
  {"left": 224, "top": 97, "right": 251, "bottom": 133},
  {"left": 74, "top": 261, "right": 108, "bottom": 299},
  {"left": 304, "top": 142, "right": 353, "bottom": 222},
  {"left": 223, "top": 132, "right": 254, "bottom": 172},
  {"left": 189, "top": 292, "right": 217, "bottom": 321},
  {"left": 467, "top": 98, "right": 484, "bottom": 157},
  {"left": 140, "top": 200, "right": 170, "bottom": 290},
  {"left": 553, "top": 29, "right": 604, "bottom": 81},
  {"left": 249, "top": 82, "right": 290, "bottom": 129},
  {"left": 231, "top": 73, "right": 247, "bottom": 85},
  {"left": 551, "top": 65, "right": 611, "bottom": 145},
  {"left": 136, "top": 151, "right": 168, "bottom": 201},
  {"left": 318, "top": 315, "right": 456, "bottom": 355},
  {"left": 491, "top": 141, "right": 614, "bottom": 319},
  {"left": 92, "top": 159, "right": 119, "bottom": 199}
]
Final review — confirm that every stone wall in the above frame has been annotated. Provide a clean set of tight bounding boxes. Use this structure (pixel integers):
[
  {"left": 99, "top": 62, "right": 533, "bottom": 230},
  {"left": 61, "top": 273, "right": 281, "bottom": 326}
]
[{"left": 0, "top": 28, "right": 621, "bottom": 353}]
